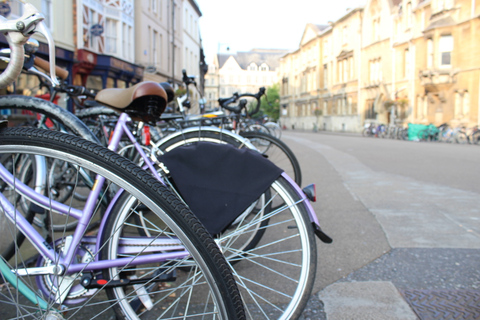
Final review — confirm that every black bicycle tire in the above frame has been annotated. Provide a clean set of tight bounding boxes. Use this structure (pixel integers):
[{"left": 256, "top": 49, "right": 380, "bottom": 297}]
[
  {"left": 240, "top": 131, "right": 302, "bottom": 186},
  {"left": 0, "top": 127, "right": 245, "bottom": 320}
]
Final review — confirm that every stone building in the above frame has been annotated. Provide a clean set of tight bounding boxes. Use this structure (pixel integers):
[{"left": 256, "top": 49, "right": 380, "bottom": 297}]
[
  {"left": 279, "top": 24, "right": 328, "bottom": 131},
  {"left": 280, "top": 0, "right": 480, "bottom": 132},
  {"left": 134, "top": 0, "right": 205, "bottom": 113},
  {"left": 280, "top": 9, "right": 364, "bottom": 132},
  {"left": 412, "top": 0, "right": 480, "bottom": 128},
  {"left": 204, "top": 48, "right": 288, "bottom": 111}
]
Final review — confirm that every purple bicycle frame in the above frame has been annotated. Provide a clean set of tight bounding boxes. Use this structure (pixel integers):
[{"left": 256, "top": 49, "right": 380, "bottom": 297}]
[{"left": 0, "top": 114, "right": 188, "bottom": 276}]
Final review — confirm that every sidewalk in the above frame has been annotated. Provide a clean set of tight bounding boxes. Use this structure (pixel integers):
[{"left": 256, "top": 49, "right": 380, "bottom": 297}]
[
  {"left": 309, "top": 248, "right": 480, "bottom": 320},
  {"left": 282, "top": 131, "right": 480, "bottom": 320}
]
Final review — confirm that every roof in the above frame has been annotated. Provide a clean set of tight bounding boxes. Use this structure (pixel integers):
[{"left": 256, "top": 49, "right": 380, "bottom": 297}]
[
  {"left": 424, "top": 16, "right": 455, "bottom": 31},
  {"left": 217, "top": 49, "right": 290, "bottom": 70},
  {"left": 310, "top": 24, "right": 330, "bottom": 33},
  {"left": 188, "top": 0, "right": 202, "bottom": 17}
]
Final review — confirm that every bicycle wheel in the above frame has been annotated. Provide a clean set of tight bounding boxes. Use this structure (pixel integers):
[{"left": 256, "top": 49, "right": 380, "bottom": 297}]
[
  {"left": 221, "top": 175, "right": 317, "bottom": 319},
  {"left": 0, "top": 95, "right": 100, "bottom": 144},
  {"left": 0, "top": 127, "right": 244, "bottom": 320},
  {"left": 244, "top": 123, "right": 271, "bottom": 135},
  {"left": 471, "top": 131, "right": 480, "bottom": 145},
  {"left": 0, "top": 95, "right": 101, "bottom": 232},
  {"left": 155, "top": 134, "right": 317, "bottom": 319},
  {"left": 455, "top": 131, "right": 468, "bottom": 144},
  {"left": 154, "top": 127, "right": 302, "bottom": 186},
  {"left": 241, "top": 131, "right": 302, "bottom": 187},
  {"left": 264, "top": 122, "right": 282, "bottom": 139}
]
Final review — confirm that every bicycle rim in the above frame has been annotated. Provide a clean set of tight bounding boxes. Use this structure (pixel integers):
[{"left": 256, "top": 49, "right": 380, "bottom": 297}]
[{"left": 219, "top": 176, "right": 316, "bottom": 319}]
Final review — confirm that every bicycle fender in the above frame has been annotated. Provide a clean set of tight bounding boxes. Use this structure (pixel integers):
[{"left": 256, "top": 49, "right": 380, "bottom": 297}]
[
  {"left": 0, "top": 95, "right": 101, "bottom": 144},
  {"left": 281, "top": 173, "right": 333, "bottom": 244}
]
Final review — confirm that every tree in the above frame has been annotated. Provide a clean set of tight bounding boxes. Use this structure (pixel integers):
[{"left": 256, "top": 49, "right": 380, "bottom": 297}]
[{"left": 259, "top": 83, "right": 280, "bottom": 121}]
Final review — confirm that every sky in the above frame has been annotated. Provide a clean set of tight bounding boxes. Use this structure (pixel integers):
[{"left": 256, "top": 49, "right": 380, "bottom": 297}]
[{"left": 196, "top": 0, "right": 367, "bottom": 63}]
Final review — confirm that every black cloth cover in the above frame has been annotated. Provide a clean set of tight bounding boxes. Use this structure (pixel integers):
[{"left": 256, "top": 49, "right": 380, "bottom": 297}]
[{"left": 159, "top": 142, "right": 283, "bottom": 235}]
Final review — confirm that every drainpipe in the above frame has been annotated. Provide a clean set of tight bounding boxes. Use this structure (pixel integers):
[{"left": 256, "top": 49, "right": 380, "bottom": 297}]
[{"left": 472, "top": 0, "right": 476, "bottom": 19}]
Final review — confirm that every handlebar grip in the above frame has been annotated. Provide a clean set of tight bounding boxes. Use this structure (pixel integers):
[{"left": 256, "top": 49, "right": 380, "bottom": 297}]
[
  {"left": 34, "top": 56, "right": 69, "bottom": 80},
  {"left": 218, "top": 96, "right": 241, "bottom": 113},
  {"left": 0, "top": 34, "right": 25, "bottom": 89}
]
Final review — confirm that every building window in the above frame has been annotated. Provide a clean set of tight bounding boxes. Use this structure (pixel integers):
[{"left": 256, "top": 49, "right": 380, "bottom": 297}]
[
  {"left": 433, "top": 0, "right": 454, "bottom": 13},
  {"left": 455, "top": 92, "right": 461, "bottom": 118},
  {"left": 369, "top": 58, "right": 382, "bottom": 83},
  {"left": 338, "top": 61, "right": 343, "bottom": 83},
  {"left": 404, "top": 48, "right": 410, "bottom": 78},
  {"left": 153, "top": 30, "right": 158, "bottom": 66},
  {"left": 349, "top": 57, "right": 354, "bottom": 80},
  {"left": 463, "top": 92, "right": 470, "bottom": 117},
  {"left": 41, "top": 0, "right": 53, "bottom": 30},
  {"left": 105, "top": 18, "right": 117, "bottom": 54},
  {"left": 455, "top": 91, "right": 470, "bottom": 118},
  {"left": 427, "top": 39, "right": 434, "bottom": 68},
  {"left": 365, "top": 99, "right": 376, "bottom": 119},
  {"left": 342, "top": 25, "right": 348, "bottom": 45},
  {"left": 439, "top": 35, "right": 453, "bottom": 67},
  {"left": 152, "top": 0, "right": 157, "bottom": 13},
  {"left": 312, "top": 69, "right": 317, "bottom": 89},
  {"left": 323, "top": 64, "right": 328, "bottom": 88},
  {"left": 406, "top": 2, "right": 412, "bottom": 29},
  {"left": 372, "top": 17, "right": 381, "bottom": 42},
  {"left": 248, "top": 63, "right": 257, "bottom": 71},
  {"left": 8, "top": 1, "right": 23, "bottom": 17}
]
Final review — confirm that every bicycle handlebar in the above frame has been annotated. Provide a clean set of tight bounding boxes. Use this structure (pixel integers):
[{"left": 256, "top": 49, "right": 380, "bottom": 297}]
[
  {"left": 0, "top": 3, "right": 58, "bottom": 88},
  {"left": 182, "top": 69, "right": 196, "bottom": 87},
  {"left": 33, "top": 56, "right": 69, "bottom": 80},
  {"left": 218, "top": 87, "right": 266, "bottom": 116},
  {"left": 0, "top": 32, "right": 25, "bottom": 89}
]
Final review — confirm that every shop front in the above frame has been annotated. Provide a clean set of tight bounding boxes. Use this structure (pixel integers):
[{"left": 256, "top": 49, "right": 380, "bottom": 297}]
[{"left": 73, "top": 49, "right": 143, "bottom": 92}]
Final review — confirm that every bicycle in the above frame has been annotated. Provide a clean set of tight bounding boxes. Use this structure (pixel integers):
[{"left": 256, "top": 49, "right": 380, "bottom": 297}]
[
  {"left": 437, "top": 124, "right": 468, "bottom": 144},
  {"left": 466, "top": 125, "right": 480, "bottom": 145},
  {"left": 73, "top": 83, "right": 329, "bottom": 319},
  {"left": 362, "top": 122, "right": 377, "bottom": 137},
  {"left": 0, "top": 3, "right": 245, "bottom": 319},
  {"left": 2, "top": 44, "right": 332, "bottom": 320}
]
